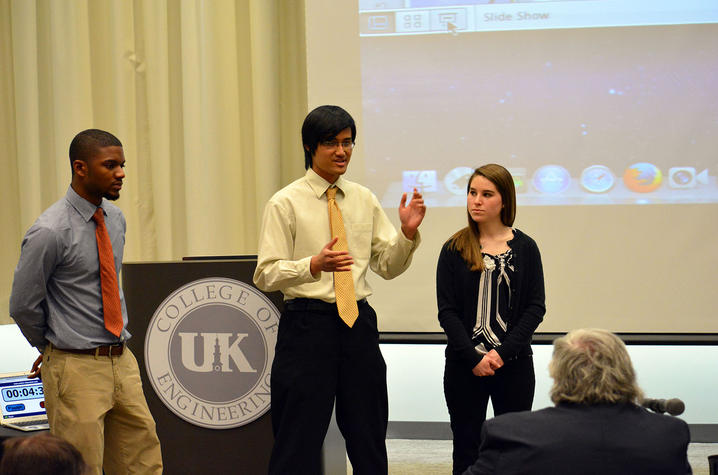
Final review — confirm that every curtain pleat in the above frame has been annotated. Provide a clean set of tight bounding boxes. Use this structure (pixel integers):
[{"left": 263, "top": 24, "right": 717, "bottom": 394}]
[{"left": 0, "top": 0, "right": 307, "bottom": 323}]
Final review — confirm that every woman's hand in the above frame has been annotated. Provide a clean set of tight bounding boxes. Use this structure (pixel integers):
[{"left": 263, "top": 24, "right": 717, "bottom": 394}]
[
  {"left": 486, "top": 349, "right": 504, "bottom": 369},
  {"left": 472, "top": 356, "right": 501, "bottom": 377}
]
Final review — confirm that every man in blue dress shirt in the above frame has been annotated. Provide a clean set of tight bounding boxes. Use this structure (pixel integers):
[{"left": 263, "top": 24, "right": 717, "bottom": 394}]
[{"left": 9, "top": 129, "right": 162, "bottom": 475}]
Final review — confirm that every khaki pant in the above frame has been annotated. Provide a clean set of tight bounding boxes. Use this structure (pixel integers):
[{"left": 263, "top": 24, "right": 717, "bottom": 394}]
[{"left": 42, "top": 345, "right": 163, "bottom": 475}]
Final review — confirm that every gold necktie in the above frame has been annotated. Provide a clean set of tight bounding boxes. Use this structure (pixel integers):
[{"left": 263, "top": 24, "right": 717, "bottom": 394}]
[
  {"left": 92, "top": 208, "right": 124, "bottom": 337},
  {"left": 326, "top": 187, "right": 359, "bottom": 327}
]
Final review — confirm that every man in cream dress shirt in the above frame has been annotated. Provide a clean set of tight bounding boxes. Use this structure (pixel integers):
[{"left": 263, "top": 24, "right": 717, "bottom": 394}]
[{"left": 254, "top": 105, "right": 426, "bottom": 474}]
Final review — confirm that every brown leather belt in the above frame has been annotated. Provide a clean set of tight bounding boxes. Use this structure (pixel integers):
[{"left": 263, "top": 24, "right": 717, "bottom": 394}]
[{"left": 55, "top": 344, "right": 124, "bottom": 356}]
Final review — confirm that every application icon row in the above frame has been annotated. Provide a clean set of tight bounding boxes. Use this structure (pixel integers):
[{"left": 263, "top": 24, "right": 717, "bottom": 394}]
[
  {"left": 402, "top": 165, "right": 711, "bottom": 194},
  {"left": 532, "top": 164, "right": 710, "bottom": 194}
]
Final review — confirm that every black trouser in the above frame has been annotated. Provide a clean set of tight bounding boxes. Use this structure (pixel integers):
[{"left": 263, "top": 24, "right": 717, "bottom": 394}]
[
  {"left": 444, "top": 354, "right": 535, "bottom": 475},
  {"left": 268, "top": 298, "right": 388, "bottom": 475}
]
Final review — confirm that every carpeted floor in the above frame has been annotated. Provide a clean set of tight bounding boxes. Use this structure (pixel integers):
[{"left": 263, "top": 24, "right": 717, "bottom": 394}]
[{"left": 345, "top": 440, "right": 718, "bottom": 474}]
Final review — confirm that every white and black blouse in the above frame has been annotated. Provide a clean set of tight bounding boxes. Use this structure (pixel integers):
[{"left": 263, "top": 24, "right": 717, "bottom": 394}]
[{"left": 472, "top": 249, "right": 514, "bottom": 355}]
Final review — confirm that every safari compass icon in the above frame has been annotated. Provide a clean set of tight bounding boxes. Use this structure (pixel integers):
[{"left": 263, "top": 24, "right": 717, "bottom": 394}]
[{"left": 581, "top": 165, "right": 615, "bottom": 193}]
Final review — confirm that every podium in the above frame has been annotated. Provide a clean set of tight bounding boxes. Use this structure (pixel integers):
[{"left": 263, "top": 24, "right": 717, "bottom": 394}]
[
  {"left": 123, "top": 258, "right": 347, "bottom": 474},
  {"left": 123, "top": 258, "right": 280, "bottom": 474}
]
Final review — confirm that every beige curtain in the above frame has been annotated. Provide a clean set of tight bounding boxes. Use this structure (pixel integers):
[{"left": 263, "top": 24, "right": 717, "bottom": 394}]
[{"left": 0, "top": 0, "right": 307, "bottom": 324}]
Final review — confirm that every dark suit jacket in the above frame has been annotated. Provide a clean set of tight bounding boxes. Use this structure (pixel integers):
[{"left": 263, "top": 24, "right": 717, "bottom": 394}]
[{"left": 464, "top": 402, "right": 692, "bottom": 475}]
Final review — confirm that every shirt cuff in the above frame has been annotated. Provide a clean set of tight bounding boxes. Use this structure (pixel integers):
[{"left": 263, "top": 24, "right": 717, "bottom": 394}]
[
  {"left": 299, "top": 255, "right": 322, "bottom": 282},
  {"left": 401, "top": 229, "right": 421, "bottom": 248}
]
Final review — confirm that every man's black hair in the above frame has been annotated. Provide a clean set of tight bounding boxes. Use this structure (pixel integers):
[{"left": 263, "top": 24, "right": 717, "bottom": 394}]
[
  {"left": 68, "top": 129, "right": 122, "bottom": 173},
  {"left": 301, "top": 105, "right": 356, "bottom": 170}
]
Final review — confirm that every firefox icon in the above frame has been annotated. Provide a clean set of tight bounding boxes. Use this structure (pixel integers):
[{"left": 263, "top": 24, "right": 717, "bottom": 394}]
[{"left": 623, "top": 163, "right": 662, "bottom": 193}]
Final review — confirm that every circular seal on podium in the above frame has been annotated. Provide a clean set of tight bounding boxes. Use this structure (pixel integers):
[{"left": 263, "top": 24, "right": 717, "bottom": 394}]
[{"left": 145, "top": 277, "right": 279, "bottom": 429}]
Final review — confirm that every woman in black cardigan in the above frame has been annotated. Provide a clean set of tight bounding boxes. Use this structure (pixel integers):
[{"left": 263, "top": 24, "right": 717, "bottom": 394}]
[{"left": 436, "top": 164, "right": 546, "bottom": 475}]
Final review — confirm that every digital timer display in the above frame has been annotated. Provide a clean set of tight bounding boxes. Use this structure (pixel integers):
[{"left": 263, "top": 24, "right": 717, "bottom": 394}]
[{"left": 1, "top": 384, "right": 44, "bottom": 402}]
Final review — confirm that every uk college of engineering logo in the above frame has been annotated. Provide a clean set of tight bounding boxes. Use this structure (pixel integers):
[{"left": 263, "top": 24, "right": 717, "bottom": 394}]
[{"left": 145, "top": 277, "right": 279, "bottom": 429}]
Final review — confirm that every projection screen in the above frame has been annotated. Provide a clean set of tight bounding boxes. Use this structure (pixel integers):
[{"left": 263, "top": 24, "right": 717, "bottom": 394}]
[{"left": 304, "top": 0, "right": 718, "bottom": 333}]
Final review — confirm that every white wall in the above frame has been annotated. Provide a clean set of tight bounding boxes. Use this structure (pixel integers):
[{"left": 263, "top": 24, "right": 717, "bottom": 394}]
[
  {"left": 382, "top": 343, "right": 718, "bottom": 424},
  {"left": 0, "top": 324, "right": 40, "bottom": 374},
  {"left": 2, "top": 326, "right": 714, "bottom": 425}
]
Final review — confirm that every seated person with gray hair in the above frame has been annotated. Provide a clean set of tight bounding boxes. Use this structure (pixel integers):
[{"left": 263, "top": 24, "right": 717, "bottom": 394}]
[{"left": 464, "top": 328, "right": 691, "bottom": 475}]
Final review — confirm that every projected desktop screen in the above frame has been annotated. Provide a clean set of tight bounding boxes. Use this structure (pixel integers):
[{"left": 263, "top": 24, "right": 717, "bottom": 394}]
[
  {"left": 304, "top": 1, "right": 717, "bottom": 333},
  {"left": 358, "top": 0, "right": 718, "bottom": 207}
]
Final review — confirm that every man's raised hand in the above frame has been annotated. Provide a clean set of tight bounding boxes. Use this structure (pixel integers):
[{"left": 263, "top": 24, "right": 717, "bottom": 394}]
[{"left": 399, "top": 188, "right": 426, "bottom": 240}]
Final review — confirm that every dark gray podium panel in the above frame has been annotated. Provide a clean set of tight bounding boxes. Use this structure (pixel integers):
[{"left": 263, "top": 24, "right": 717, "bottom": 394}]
[{"left": 123, "top": 260, "right": 282, "bottom": 475}]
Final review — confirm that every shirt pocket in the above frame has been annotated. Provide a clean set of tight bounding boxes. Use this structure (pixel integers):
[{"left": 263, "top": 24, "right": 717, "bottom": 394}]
[{"left": 348, "top": 222, "right": 372, "bottom": 260}]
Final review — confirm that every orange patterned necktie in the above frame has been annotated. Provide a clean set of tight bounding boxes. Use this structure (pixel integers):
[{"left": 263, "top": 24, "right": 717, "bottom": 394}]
[
  {"left": 92, "top": 208, "right": 123, "bottom": 337},
  {"left": 326, "top": 187, "right": 359, "bottom": 327}
]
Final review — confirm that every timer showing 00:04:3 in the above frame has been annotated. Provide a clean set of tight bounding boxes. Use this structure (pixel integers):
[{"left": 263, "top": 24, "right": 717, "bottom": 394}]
[{"left": 1, "top": 385, "right": 44, "bottom": 402}]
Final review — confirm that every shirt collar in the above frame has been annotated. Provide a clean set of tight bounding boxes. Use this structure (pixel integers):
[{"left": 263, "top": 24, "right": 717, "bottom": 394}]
[
  {"left": 305, "top": 168, "right": 347, "bottom": 199},
  {"left": 65, "top": 186, "right": 105, "bottom": 222}
]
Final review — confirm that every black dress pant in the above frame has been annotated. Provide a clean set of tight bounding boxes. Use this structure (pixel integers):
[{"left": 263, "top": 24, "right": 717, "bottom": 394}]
[
  {"left": 268, "top": 299, "right": 388, "bottom": 475},
  {"left": 444, "top": 355, "right": 535, "bottom": 475}
]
